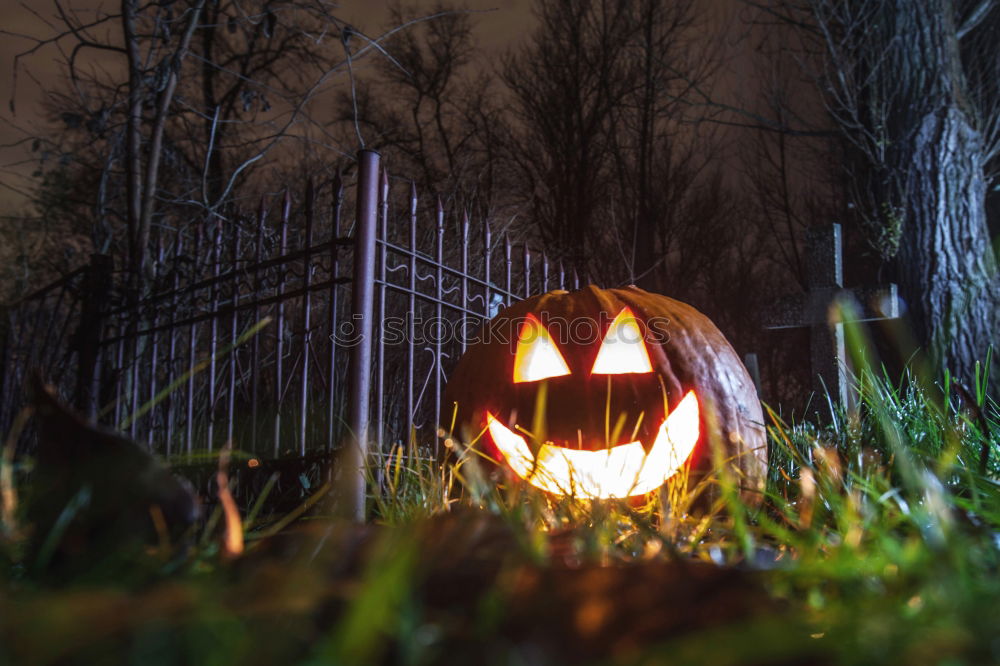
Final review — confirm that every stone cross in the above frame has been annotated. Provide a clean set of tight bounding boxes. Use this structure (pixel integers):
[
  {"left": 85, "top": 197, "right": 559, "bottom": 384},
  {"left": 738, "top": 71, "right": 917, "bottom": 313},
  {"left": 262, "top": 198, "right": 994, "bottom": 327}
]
[{"left": 764, "top": 224, "right": 899, "bottom": 416}]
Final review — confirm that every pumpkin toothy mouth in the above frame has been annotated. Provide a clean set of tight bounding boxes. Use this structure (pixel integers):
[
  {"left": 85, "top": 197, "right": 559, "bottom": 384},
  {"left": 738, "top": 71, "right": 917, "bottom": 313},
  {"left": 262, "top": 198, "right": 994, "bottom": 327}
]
[{"left": 485, "top": 390, "right": 699, "bottom": 499}]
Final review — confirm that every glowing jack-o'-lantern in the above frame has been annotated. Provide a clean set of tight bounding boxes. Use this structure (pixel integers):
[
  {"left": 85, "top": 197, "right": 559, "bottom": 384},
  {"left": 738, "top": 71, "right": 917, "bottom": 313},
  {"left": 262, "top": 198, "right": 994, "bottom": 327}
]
[{"left": 444, "top": 285, "right": 766, "bottom": 502}]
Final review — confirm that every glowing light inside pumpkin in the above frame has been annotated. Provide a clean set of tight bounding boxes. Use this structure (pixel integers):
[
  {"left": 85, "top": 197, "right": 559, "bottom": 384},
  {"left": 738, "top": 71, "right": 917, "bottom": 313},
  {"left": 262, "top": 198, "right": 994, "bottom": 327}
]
[
  {"left": 591, "top": 307, "right": 653, "bottom": 375},
  {"left": 486, "top": 390, "right": 699, "bottom": 498},
  {"left": 513, "top": 314, "right": 571, "bottom": 383}
]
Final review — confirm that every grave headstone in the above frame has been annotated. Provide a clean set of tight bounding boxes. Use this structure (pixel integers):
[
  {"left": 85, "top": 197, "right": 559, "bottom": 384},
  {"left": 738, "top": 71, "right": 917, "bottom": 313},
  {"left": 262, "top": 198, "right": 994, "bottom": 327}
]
[{"left": 764, "top": 224, "right": 899, "bottom": 418}]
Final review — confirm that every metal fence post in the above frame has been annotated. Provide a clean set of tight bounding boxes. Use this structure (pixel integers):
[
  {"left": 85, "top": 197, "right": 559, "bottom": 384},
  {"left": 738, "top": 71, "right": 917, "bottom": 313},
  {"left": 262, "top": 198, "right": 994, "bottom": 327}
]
[{"left": 344, "top": 149, "right": 380, "bottom": 521}]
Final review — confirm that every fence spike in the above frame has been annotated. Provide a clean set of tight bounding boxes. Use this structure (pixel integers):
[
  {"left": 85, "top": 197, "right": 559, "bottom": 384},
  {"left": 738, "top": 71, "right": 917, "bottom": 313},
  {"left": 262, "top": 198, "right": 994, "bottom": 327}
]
[
  {"left": 250, "top": 198, "right": 265, "bottom": 454},
  {"left": 523, "top": 244, "right": 531, "bottom": 297},
  {"left": 434, "top": 194, "right": 445, "bottom": 454},
  {"left": 376, "top": 162, "right": 390, "bottom": 455},
  {"left": 300, "top": 178, "right": 315, "bottom": 457},
  {"left": 332, "top": 171, "right": 345, "bottom": 239},
  {"left": 483, "top": 219, "right": 492, "bottom": 309},
  {"left": 274, "top": 189, "right": 290, "bottom": 457},
  {"left": 227, "top": 223, "right": 241, "bottom": 447},
  {"left": 504, "top": 233, "right": 512, "bottom": 300},
  {"left": 332, "top": 170, "right": 344, "bottom": 200},
  {"left": 542, "top": 252, "right": 549, "bottom": 292},
  {"left": 171, "top": 233, "right": 183, "bottom": 290},
  {"left": 407, "top": 182, "right": 418, "bottom": 439},
  {"left": 206, "top": 222, "right": 223, "bottom": 452},
  {"left": 164, "top": 236, "right": 183, "bottom": 453}
]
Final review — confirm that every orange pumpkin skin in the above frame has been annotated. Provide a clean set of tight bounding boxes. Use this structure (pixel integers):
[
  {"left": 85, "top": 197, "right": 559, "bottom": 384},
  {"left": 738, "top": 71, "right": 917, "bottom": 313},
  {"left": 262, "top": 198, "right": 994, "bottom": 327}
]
[{"left": 443, "top": 285, "right": 767, "bottom": 504}]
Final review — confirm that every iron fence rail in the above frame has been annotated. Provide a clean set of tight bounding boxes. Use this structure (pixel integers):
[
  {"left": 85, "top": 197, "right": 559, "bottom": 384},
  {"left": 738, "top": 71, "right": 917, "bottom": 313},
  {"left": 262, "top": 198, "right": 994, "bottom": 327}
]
[{"left": 0, "top": 149, "right": 578, "bottom": 515}]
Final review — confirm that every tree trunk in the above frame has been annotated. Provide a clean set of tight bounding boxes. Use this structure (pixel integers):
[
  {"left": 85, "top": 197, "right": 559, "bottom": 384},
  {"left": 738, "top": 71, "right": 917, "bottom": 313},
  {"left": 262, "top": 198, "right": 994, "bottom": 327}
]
[
  {"left": 812, "top": 0, "right": 1000, "bottom": 388},
  {"left": 899, "top": 105, "right": 998, "bottom": 384},
  {"left": 888, "top": 1, "right": 999, "bottom": 386}
]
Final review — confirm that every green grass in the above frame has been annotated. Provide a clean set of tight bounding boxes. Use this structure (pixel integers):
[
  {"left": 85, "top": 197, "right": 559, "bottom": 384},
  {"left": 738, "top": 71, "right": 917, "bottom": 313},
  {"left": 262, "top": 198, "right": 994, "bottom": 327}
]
[{"left": 1, "top": 359, "right": 999, "bottom": 665}]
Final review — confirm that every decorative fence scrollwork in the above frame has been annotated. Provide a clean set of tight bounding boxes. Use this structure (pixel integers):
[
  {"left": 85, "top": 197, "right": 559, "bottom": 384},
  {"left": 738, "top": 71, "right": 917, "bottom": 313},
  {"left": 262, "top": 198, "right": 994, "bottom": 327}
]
[{"left": 0, "top": 150, "right": 583, "bottom": 510}]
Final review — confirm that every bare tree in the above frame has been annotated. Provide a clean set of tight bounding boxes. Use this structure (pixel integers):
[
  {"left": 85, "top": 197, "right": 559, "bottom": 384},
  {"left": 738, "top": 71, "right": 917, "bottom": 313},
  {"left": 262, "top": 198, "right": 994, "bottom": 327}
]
[
  {"left": 501, "top": 0, "right": 731, "bottom": 296},
  {"left": 5, "top": 0, "right": 375, "bottom": 290},
  {"left": 501, "top": 0, "right": 635, "bottom": 273},
  {"left": 331, "top": 3, "right": 512, "bottom": 219},
  {"left": 604, "top": 0, "right": 722, "bottom": 290}
]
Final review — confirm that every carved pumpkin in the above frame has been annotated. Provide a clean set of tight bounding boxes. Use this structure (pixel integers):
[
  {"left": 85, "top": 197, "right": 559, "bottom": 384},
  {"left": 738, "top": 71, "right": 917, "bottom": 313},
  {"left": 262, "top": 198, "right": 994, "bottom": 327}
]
[{"left": 444, "top": 285, "right": 766, "bottom": 502}]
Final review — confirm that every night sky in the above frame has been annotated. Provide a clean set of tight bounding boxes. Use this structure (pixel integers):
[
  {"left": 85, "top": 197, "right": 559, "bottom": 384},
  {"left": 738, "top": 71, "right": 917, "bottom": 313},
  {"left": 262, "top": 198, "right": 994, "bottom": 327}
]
[{"left": 0, "top": 0, "right": 754, "bottom": 212}]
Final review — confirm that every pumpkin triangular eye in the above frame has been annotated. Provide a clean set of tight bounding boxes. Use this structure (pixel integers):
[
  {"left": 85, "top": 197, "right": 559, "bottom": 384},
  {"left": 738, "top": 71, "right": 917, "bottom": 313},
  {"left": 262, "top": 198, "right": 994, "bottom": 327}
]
[
  {"left": 591, "top": 308, "right": 653, "bottom": 375},
  {"left": 513, "top": 314, "right": 571, "bottom": 383}
]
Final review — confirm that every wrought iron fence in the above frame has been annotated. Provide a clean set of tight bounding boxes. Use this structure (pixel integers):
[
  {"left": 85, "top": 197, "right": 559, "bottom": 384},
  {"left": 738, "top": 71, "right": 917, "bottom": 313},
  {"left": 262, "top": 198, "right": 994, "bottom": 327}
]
[
  {"left": 367, "top": 157, "right": 580, "bottom": 457},
  {"left": 0, "top": 265, "right": 91, "bottom": 454},
  {"left": 0, "top": 151, "right": 580, "bottom": 509}
]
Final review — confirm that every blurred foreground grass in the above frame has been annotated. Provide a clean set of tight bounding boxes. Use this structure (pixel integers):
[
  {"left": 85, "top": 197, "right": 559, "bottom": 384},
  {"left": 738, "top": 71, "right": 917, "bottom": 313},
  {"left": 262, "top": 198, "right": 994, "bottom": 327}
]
[{"left": 1, "top": 360, "right": 999, "bottom": 666}]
